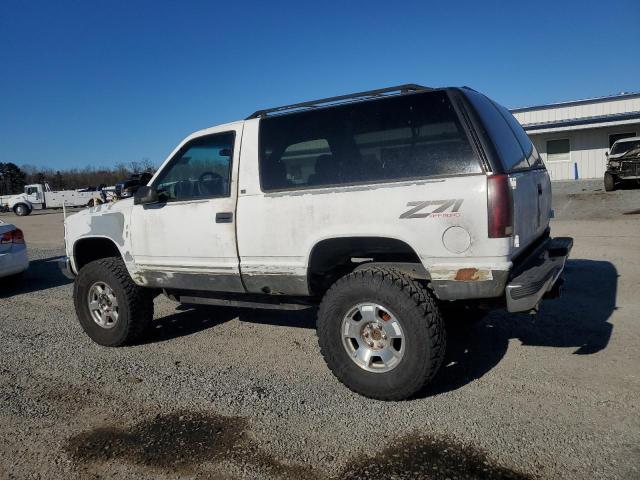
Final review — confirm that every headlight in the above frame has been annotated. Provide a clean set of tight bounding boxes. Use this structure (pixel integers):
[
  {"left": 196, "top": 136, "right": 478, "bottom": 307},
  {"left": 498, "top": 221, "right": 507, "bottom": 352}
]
[{"left": 609, "top": 161, "right": 620, "bottom": 168}]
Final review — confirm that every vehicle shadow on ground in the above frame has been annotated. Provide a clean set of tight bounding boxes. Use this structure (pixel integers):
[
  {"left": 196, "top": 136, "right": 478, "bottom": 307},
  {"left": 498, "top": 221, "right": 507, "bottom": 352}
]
[
  {"left": 0, "top": 256, "right": 71, "bottom": 298},
  {"left": 141, "top": 259, "right": 616, "bottom": 399},
  {"left": 423, "top": 259, "right": 617, "bottom": 397},
  {"left": 143, "top": 304, "right": 316, "bottom": 344}
]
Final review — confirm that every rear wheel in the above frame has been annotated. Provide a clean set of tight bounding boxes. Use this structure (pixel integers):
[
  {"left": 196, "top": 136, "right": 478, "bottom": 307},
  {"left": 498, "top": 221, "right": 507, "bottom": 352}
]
[
  {"left": 604, "top": 172, "right": 616, "bottom": 192},
  {"left": 13, "top": 204, "right": 31, "bottom": 216},
  {"left": 74, "top": 257, "right": 153, "bottom": 346},
  {"left": 317, "top": 267, "right": 445, "bottom": 400}
]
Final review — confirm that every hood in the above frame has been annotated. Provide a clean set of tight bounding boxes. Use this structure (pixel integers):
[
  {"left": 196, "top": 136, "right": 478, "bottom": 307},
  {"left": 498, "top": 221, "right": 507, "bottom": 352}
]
[
  {"left": 66, "top": 197, "right": 133, "bottom": 222},
  {"left": 610, "top": 148, "right": 640, "bottom": 161},
  {"left": 0, "top": 193, "right": 26, "bottom": 205},
  {"left": 619, "top": 147, "right": 640, "bottom": 160}
]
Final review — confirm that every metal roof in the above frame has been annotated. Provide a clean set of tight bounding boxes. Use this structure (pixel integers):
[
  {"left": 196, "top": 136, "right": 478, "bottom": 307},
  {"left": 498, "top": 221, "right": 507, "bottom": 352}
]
[
  {"left": 522, "top": 111, "right": 640, "bottom": 132},
  {"left": 511, "top": 91, "right": 640, "bottom": 113},
  {"left": 612, "top": 135, "right": 640, "bottom": 143}
]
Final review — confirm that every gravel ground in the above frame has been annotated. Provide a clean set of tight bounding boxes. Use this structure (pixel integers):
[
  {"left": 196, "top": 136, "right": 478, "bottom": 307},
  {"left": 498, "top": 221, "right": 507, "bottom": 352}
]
[{"left": 0, "top": 181, "right": 639, "bottom": 479}]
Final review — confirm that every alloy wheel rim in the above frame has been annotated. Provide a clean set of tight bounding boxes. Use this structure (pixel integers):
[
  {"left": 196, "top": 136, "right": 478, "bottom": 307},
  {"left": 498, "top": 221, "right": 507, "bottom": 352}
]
[
  {"left": 341, "top": 302, "right": 405, "bottom": 373},
  {"left": 87, "top": 281, "right": 119, "bottom": 329}
]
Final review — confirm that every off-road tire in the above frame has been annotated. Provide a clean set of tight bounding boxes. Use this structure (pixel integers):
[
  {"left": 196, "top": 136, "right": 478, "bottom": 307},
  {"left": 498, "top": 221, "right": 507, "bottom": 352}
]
[
  {"left": 74, "top": 256, "right": 153, "bottom": 346},
  {"left": 604, "top": 172, "right": 616, "bottom": 192},
  {"left": 13, "top": 203, "right": 31, "bottom": 216},
  {"left": 317, "top": 267, "right": 446, "bottom": 400}
]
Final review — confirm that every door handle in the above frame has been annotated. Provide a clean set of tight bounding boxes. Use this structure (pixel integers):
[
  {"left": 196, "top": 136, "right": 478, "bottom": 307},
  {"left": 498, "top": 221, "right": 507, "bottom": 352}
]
[{"left": 216, "top": 212, "right": 233, "bottom": 223}]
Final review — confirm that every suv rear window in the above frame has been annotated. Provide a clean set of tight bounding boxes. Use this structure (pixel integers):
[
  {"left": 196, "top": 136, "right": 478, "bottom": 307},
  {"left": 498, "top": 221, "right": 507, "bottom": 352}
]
[
  {"left": 259, "top": 90, "right": 481, "bottom": 191},
  {"left": 464, "top": 90, "right": 539, "bottom": 172}
]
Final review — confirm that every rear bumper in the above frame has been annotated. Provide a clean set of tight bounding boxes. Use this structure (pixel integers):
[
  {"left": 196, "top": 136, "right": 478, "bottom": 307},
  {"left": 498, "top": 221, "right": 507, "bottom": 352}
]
[
  {"left": 58, "top": 256, "right": 76, "bottom": 279},
  {"left": 430, "top": 235, "right": 573, "bottom": 311},
  {"left": 505, "top": 237, "right": 573, "bottom": 312},
  {"left": 0, "top": 245, "right": 29, "bottom": 278}
]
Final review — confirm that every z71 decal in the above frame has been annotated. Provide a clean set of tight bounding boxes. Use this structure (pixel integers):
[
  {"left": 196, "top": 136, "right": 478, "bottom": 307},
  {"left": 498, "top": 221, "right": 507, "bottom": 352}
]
[{"left": 400, "top": 199, "right": 464, "bottom": 219}]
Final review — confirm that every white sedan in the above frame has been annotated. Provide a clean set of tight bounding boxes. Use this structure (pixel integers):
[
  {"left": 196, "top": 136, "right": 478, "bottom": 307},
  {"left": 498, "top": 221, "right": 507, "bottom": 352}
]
[{"left": 0, "top": 220, "right": 29, "bottom": 279}]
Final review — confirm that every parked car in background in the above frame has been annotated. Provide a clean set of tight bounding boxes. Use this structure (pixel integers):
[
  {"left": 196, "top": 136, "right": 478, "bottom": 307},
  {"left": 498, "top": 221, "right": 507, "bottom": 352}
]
[
  {"left": 0, "top": 220, "right": 28, "bottom": 280},
  {"left": 604, "top": 136, "right": 640, "bottom": 191},
  {"left": 114, "top": 173, "right": 153, "bottom": 199}
]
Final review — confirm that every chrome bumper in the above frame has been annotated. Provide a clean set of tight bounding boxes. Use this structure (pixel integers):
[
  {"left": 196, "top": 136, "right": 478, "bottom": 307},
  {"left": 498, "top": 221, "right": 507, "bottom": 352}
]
[
  {"left": 58, "top": 256, "right": 76, "bottom": 280},
  {"left": 505, "top": 237, "right": 573, "bottom": 313}
]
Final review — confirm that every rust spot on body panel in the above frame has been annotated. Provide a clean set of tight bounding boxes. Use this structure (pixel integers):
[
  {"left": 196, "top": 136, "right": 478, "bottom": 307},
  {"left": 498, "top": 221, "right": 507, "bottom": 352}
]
[{"left": 455, "top": 268, "right": 482, "bottom": 281}]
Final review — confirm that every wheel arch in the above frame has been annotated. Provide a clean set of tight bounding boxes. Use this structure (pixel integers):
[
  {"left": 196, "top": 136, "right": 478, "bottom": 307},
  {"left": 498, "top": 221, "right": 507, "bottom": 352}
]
[
  {"left": 307, "top": 236, "right": 423, "bottom": 296},
  {"left": 73, "top": 236, "right": 125, "bottom": 272}
]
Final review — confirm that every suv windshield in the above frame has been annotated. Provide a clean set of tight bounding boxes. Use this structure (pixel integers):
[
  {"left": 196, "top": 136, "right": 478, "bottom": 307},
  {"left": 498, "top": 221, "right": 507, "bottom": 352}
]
[{"left": 611, "top": 140, "right": 640, "bottom": 155}]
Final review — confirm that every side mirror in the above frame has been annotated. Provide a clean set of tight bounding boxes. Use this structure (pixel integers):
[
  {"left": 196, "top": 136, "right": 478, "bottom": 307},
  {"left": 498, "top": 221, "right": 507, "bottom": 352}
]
[
  {"left": 134, "top": 185, "right": 159, "bottom": 205},
  {"left": 605, "top": 151, "right": 609, "bottom": 157}
]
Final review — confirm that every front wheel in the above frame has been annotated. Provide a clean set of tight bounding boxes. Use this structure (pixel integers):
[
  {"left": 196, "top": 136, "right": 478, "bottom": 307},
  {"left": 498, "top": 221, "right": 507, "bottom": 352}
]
[
  {"left": 13, "top": 204, "right": 31, "bottom": 216},
  {"left": 317, "top": 267, "right": 445, "bottom": 400},
  {"left": 604, "top": 172, "right": 616, "bottom": 192},
  {"left": 73, "top": 257, "right": 153, "bottom": 346}
]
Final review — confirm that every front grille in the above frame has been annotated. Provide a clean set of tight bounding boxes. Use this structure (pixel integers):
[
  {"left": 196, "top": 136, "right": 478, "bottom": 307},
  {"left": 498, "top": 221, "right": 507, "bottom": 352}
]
[{"left": 621, "top": 161, "right": 640, "bottom": 177}]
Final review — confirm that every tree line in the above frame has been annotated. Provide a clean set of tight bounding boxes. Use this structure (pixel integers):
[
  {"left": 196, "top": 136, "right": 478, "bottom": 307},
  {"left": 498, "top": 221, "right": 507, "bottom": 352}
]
[{"left": 0, "top": 160, "right": 155, "bottom": 196}]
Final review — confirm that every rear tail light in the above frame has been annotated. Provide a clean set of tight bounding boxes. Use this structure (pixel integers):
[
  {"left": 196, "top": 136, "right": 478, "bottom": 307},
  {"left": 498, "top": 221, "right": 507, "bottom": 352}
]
[
  {"left": 487, "top": 174, "right": 513, "bottom": 238},
  {"left": 1, "top": 228, "right": 25, "bottom": 244}
]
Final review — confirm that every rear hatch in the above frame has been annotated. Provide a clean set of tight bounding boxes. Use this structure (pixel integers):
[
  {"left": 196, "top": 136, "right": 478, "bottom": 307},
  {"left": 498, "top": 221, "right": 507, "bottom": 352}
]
[
  {"left": 463, "top": 89, "right": 552, "bottom": 255},
  {"left": 509, "top": 168, "right": 552, "bottom": 252}
]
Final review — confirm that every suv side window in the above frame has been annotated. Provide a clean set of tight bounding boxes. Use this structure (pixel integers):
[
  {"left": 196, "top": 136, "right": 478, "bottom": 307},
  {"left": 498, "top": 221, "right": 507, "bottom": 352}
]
[
  {"left": 464, "top": 90, "right": 529, "bottom": 172},
  {"left": 259, "top": 90, "right": 481, "bottom": 191},
  {"left": 493, "top": 101, "right": 544, "bottom": 169},
  {"left": 280, "top": 139, "right": 333, "bottom": 185},
  {"left": 153, "top": 132, "right": 235, "bottom": 201}
]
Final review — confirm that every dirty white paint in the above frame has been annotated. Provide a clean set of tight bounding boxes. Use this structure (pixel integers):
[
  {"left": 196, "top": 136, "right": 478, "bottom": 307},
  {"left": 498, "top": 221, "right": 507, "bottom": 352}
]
[
  {"left": 129, "top": 122, "right": 244, "bottom": 291},
  {"left": 64, "top": 107, "right": 550, "bottom": 294},
  {"left": 64, "top": 200, "right": 137, "bottom": 274}
]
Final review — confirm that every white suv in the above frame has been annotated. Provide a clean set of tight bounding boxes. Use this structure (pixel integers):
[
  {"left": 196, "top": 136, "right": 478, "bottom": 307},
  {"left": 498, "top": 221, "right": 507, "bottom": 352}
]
[{"left": 61, "top": 84, "right": 572, "bottom": 400}]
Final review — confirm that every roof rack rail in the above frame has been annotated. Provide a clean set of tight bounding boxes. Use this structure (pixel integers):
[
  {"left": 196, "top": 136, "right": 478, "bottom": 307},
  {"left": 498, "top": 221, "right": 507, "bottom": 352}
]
[{"left": 246, "top": 83, "right": 432, "bottom": 119}]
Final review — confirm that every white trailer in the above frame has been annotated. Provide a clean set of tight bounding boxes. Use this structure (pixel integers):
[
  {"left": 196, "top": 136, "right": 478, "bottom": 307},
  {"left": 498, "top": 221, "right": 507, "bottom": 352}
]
[{"left": 0, "top": 183, "right": 99, "bottom": 216}]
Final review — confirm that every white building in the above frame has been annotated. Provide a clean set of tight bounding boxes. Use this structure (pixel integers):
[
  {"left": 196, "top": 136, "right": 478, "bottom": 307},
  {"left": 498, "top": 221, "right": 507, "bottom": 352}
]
[{"left": 510, "top": 92, "right": 640, "bottom": 181}]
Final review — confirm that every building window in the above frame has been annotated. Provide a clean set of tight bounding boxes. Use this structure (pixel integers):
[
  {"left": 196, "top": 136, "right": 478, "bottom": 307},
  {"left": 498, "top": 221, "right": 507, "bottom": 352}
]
[
  {"left": 546, "top": 139, "right": 570, "bottom": 162},
  {"left": 609, "top": 132, "right": 636, "bottom": 149}
]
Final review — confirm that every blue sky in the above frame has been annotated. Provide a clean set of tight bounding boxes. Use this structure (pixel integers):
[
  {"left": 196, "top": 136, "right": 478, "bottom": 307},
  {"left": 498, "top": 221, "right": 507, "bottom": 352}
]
[{"left": 1, "top": 0, "right": 639, "bottom": 170}]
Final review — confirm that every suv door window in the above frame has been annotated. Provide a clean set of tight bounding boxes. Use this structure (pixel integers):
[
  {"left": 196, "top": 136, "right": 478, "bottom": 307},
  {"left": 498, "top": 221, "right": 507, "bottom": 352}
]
[
  {"left": 153, "top": 132, "right": 235, "bottom": 201},
  {"left": 464, "top": 90, "right": 529, "bottom": 172}
]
